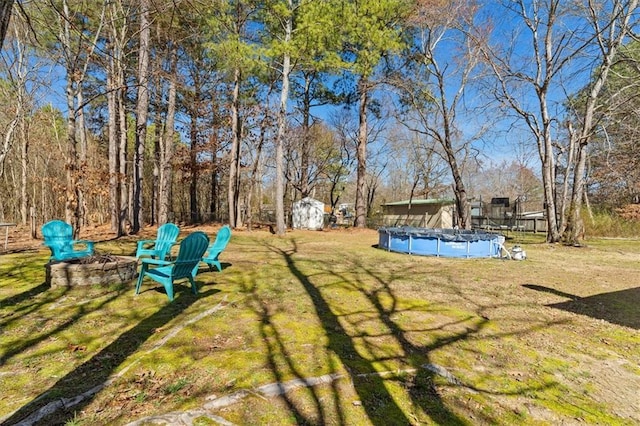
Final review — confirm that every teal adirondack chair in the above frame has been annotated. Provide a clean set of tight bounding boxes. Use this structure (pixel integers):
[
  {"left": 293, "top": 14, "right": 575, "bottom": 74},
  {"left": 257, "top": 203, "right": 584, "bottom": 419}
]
[
  {"left": 135, "top": 231, "right": 209, "bottom": 301},
  {"left": 200, "top": 225, "right": 231, "bottom": 272},
  {"left": 135, "top": 223, "right": 180, "bottom": 261},
  {"left": 42, "top": 220, "right": 94, "bottom": 261}
]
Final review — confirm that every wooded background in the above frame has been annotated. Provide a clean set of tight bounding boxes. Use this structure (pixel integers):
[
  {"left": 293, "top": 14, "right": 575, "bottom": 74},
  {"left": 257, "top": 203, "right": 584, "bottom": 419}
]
[{"left": 0, "top": 0, "right": 638, "bottom": 244}]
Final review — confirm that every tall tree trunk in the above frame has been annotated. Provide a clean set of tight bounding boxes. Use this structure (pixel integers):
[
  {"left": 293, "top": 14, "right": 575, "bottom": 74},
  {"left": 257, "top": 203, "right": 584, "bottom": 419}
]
[
  {"left": 439, "top": 73, "right": 470, "bottom": 229},
  {"left": 77, "top": 89, "right": 87, "bottom": 226},
  {"left": 275, "top": 2, "right": 293, "bottom": 236},
  {"left": 208, "top": 102, "right": 218, "bottom": 222},
  {"left": 228, "top": 67, "right": 241, "bottom": 227},
  {"left": 539, "top": 95, "right": 561, "bottom": 242},
  {"left": 189, "top": 81, "right": 200, "bottom": 224},
  {"left": 14, "top": 27, "right": 28, "bottom": 225},
  {"left": 558, "top": 122, "right": 577, "bottom": 236},
  {"left": 64, "top": 83, "right": 79, "bottom": 234},
  {"left": 0, "top": 117, "right": 17, "bottom": 180},
  {"left": 150, "top": 54, "right": 163, "bottom": 227},
  {"left": 19, "top": 101, "right": 28, "bottom": 226},
  {"left": 118, "top": 78, "right": 128, "bottom": 232},
  {"left": 104, "top": 0, "right": 128, "bottom": 235},
  {"left": 541, "top": 149, "right": 560, "bottom": 242},
  {"left": 107, "top": 0, "right": 128, "bottom": 235},
  {"left": 159, "top": 42, "right": 177, "bottom": 225},
  {"left": 246, "top": 118, "right": 267, "bottom": 230},
  {"left": 354, "top": 77, "right": 368, "bottom": 228},
  {"left": 152, "top": 107, "right": 160, "bottom": 226},
  {"left": 300, "top": 73, "right": 312, "bottom": 198},
  {"left": 209, "top": 161, "right": 218, "bottom": 222},
  {"left": 0, "top": 0, "right": 14, "bottom": 50},
  {"left": 133, "top": 0, "right": 151, "bottom": 233},
  {"left": 61, "top": 0, "right": 80, "bottom": 235},
  {"left": 447, "top": 158, "right": 470, "bottom": 229},
  {"left": 107, "top": 55, "right": 121, "bottom": 234}
]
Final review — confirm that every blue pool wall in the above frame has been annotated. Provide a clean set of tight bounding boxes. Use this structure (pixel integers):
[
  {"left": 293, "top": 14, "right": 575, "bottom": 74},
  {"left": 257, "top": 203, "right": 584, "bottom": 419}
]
[{"left": 378, "top": 227, "right": 505, "bottom": 258}]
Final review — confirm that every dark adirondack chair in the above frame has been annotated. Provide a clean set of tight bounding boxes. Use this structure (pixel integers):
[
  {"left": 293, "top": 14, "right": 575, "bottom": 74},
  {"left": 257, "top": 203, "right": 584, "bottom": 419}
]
[
  {"left": 135, "top": 231, "right": 209, "bottom": 301},
  {"left": 42, "top": 220, "right": 94, "bottom": 261}
]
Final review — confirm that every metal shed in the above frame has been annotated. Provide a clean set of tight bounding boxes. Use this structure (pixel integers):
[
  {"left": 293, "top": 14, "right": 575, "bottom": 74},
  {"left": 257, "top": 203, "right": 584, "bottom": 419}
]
[{"left": 292, "top": 197, "right": 325, "bottom": 230}]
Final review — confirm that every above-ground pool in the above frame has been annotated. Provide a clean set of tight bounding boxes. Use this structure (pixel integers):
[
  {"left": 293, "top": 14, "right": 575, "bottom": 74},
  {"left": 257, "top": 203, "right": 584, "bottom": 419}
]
[{"left": 378, "top": 227, "right": 505, "bottom": 258}]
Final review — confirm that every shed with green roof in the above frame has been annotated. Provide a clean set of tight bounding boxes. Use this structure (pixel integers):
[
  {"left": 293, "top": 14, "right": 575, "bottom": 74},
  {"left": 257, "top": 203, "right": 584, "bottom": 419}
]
[{"left": 381, "top": 198, "right": 456, "bottom": 228}]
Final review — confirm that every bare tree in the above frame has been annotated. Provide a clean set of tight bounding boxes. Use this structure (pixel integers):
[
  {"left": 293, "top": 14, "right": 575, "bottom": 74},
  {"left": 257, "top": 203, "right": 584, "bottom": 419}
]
[
  {"left": 45, "top": 0, "right": 106, "bottom": 234},
  {"left": 325, "top": 111, "right": 357, "bottom": 216},
  {"left": 480, "top": 0, "right": 602, "bottom": 242},
  {"left": 0, "top": 1, "right": 20, "bottom": 183},
  {"left": 385, "top": 127, "right": 450, "bottom": 203},
  {"left": 395, "top": 0, "right": 487, "bottom": 229},
  {"left": 563, "top": 0, "right": 639, "bottom": 244},
  {"left": 0, "top": 9, "right": 41, "bottom": 227},
  {"left": 11, "top": 15, "right": 33, "bottom": 225},
  {"left": 481, "top": 0, "right": 639, "bottom": 243},
  {"left": 244, "top": 84, "right": 276, "bottom": 230},
  {"left": 586, "top": 41, "right": 640, "bottom": 207}
]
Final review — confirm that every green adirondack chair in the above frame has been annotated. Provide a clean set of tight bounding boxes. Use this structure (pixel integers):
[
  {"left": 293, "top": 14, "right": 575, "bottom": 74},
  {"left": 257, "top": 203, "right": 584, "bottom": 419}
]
[
  {"left": 135, "top": 223, "right": 180, "bottom": 261},
  {"left": 42, "top": 220, "right": 94, "bottom": 261},
  {"left": 135, "top": 231, "right": 209, "bottom": 301},
  {"left": 200, "top": 225, "right": 231, "bottom": 272}
]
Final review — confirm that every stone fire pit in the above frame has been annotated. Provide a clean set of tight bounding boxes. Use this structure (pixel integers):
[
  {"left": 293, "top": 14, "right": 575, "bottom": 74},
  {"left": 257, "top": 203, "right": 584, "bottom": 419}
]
[{"left": 46, "top": 254, "right": 138, "bottom": 287}]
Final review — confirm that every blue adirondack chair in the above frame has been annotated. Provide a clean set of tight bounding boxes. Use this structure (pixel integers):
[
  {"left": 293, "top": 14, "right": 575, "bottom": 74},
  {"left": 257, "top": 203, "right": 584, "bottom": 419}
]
[
  {"left": 42, "top": 220, "right": 94, "bottom": 261},
  {"left": 135, "top": 223, "right": 180, "bottom": 261},
  {"left": 200, "top": 225, "right": 231, "bottom": 272},
  {"left": 135, "top": 231, "right": 209, "bottom": 301}
]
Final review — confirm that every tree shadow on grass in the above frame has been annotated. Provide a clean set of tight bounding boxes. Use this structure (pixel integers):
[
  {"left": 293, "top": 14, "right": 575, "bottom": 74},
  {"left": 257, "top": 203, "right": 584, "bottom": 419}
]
[
  {"left": 1, "top": 286, "right": 217, "bottom": 426},
  {"left": 523, "top": 284, "right": 640, "bottom": 329},
  {"left": 264, "top": 240, "right": 470, "bottom": 426},
  {"left": 0, "top": 263, "right": 88, "bottom": 363},
  {"left": 245, "top": 277, "right": 335, "bottom": 425},
  {"left": 0, "top": 282, "right": 50, "bottom": 309},
  {"left": 259, "top": 239, "right": 563, "bottom": 425},
  {"left": 0, "top": 285, "right": 127, "bottom": 367},
  {"left": 0, "top": 248, "right": 40, "bottom": 256},
  {"left": 0, "top": 254, "right": 51, "bottom": 307}
]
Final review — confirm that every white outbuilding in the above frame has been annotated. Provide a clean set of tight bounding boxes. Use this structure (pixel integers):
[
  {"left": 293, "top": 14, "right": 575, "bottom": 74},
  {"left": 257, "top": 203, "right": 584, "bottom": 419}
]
[{"left": 292, "top": 197, "right": 325, "bottom": 230}]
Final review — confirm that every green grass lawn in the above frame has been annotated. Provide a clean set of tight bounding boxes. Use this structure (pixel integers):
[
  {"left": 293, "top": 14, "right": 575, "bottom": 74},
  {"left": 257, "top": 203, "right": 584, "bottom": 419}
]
[{"left": 1, "top": 228, "right": 639, "bottom": 425}]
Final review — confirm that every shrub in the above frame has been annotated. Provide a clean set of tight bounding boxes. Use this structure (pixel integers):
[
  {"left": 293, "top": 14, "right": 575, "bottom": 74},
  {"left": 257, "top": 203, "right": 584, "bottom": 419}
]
[{"left": 584, "top": 205, "right": 640, "bottom": 238}]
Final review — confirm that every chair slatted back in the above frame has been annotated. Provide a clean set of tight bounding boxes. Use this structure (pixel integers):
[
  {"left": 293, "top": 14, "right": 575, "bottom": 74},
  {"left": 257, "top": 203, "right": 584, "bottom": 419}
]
[
  {"left": 172, "top": 232, "right": 209, "bottom": 280},
  {"left": 155, "top": 223, "right": 180, "bottom": 257},
  {"left": 42, "top": 220, "right": 73, "bottom": 250}
]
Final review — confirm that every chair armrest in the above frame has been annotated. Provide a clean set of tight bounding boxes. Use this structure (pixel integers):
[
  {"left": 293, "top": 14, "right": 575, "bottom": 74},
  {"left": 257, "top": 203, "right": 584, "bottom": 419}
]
[
  {"left": 72, "top": 240, "right": 94, "bottom": 250},
  {"left": 136, "top": 240, "right": 155, "bottom": 250},
  {"left": 140, "top": 258, "right": 172, "bottom": 266}
]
